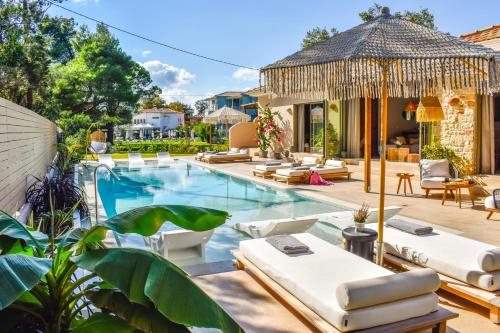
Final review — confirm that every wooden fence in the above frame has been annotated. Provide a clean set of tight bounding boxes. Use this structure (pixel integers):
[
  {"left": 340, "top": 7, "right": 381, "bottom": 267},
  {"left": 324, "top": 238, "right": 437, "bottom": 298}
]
[{"left": 0, "top": 97, "right": 57, "bottom": 215}]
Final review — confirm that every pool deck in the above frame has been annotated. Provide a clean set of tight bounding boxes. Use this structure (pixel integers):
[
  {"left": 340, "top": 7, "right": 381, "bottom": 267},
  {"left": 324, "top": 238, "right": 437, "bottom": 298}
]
[{"left": 185, "top": 156, "right": 500, "bottom": 332}]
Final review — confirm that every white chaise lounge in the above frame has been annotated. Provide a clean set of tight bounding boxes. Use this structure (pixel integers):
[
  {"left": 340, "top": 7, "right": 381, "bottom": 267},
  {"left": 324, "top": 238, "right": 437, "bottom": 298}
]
[
  {"left": 128, "top": 153, "right": 145, "bottom": 167},
  {"left": 157, "top": 152, "right": 175, "bottom": 166},
  {"left": 202, "top": 148, "right": 252, "bottom": 164},
  {"left": 314, "top": 206, "right": 402, "bottom": 229},
  {"left": 272, "top": 159, "right": 351, "bottom": 184},
  {"left": 383, "top": 225, "right": 500, "bottom": 322},
  {"left": 252, "top": 162, "right": 293, "bottom": 178},
  {"left": 98, "top": 154, "right": 115, "bottom": 168},
  {"left": 148, "top": 229, "right": 214, "bottom": 265},
  {"left": 234, "top": 217, "right": 318, "bottom": 238},
  {"left": 234, "top": 233, "right": 456, "bottom": 332}
]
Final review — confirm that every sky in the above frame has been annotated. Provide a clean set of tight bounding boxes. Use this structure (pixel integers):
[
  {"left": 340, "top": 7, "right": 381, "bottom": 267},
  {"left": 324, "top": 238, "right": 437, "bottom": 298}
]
[{"left": 48, "top": 0, "right": 500, "bottom": 107}]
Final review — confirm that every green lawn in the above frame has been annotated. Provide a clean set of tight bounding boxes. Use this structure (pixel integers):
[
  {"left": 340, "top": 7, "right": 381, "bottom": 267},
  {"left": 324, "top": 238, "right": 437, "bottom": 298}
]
[{"left": 84, "top": 152, "right": 195, "bottom": 160}]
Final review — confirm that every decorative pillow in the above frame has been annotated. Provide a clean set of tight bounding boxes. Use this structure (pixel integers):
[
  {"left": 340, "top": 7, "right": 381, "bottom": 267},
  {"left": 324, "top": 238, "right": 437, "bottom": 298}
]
[
  {"left": 325, "top": 159, "right": 346, "bottom": 168},
  {"left": 239, "top": 149, "right": 248, "bottom": 155},
  {"left": 230, "top": 147, "right": 239, "bottom": 153},
  {"left": 396, "top": 136, "right": 407, "bottom": 145},
  {"left": 421, "top": 159, "right": 451, "bottom": 178}
]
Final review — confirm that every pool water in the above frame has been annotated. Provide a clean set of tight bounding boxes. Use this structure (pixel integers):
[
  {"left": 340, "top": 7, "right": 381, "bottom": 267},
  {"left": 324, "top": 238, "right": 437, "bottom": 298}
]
[{"left": 96, "top": 161, "right": 347, "bottom": 264}]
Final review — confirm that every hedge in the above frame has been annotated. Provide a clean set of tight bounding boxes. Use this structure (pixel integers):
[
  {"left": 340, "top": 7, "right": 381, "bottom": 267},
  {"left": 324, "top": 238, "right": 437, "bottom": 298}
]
[{"left": 113, "top": 141, "right": 227, "bottom": 154}]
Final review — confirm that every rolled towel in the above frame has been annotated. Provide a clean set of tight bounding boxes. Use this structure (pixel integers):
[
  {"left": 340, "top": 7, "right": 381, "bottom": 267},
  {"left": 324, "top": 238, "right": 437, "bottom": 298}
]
[
  {"left": 386, "top": 219, "right": 433, "bottom": 235},
  {"left": 325, "top": 159, "right": 346, "bottom": 168},
  {"left": 265, "top": 162, "right": 282, "bottom": 166},
  {"left": 477, "top": 248, "right": 500, "bottom": 272},
  {"left": 266, "top": 235, "right": 310, "bottom": 254},
  {"left": 292, "top": 166, "right": 310, "bottom": 171},
  {"left": 215, "top": 152, "right": 228, "bottom": 155},
  {"left": 336, "top": 268, "right": 440, "bottom": 310}
]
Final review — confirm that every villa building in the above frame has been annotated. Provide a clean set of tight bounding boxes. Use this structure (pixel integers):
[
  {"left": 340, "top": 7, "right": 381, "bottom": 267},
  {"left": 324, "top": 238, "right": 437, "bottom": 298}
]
[
  {"left": 119, "top": 108, "right": 184, "bottom": 140},
  {"left": 205, "top": 91, "right": 259, "bottom": 120},
  {"left": 461, "top": 25, "right": 500, "bottom": 51}
]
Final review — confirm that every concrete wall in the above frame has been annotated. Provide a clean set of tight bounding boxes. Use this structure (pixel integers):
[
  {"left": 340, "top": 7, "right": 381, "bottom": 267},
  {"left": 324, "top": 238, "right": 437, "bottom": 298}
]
[
  {"left": 229, "top": 122, "right": 258, "bottom": 148},
  {"left": 0, "top": 97, "right": 57, "bottom": 215}
]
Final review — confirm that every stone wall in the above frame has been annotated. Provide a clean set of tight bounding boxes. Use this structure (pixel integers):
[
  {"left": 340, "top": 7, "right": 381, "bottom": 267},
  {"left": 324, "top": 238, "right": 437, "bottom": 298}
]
[
  {"left": 0, "top": 97, "right": 57, "bottom": 215},
  {"left": 438, "top": 89, "right": 477, "bottom": 163}
]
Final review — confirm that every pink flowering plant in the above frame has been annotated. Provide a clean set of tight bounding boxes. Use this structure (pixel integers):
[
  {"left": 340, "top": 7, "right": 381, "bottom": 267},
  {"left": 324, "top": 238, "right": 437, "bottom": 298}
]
[{"left": 255, "top": 104, "right": 284, "bottom": 153}]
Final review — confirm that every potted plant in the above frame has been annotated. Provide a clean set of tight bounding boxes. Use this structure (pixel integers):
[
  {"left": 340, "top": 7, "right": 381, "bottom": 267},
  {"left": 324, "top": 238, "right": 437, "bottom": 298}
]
[
  {"left": 255, "top": 104, "right": 283, "bottom": 158},
  {"left": 352, "top": 202, "right": 370, "bottom": 232}
]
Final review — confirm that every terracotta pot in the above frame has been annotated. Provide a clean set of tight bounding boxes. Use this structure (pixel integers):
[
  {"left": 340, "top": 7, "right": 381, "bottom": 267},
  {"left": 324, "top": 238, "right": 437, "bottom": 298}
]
[{"left": 259, "top": 150, "right": 268, "bottom": 158}]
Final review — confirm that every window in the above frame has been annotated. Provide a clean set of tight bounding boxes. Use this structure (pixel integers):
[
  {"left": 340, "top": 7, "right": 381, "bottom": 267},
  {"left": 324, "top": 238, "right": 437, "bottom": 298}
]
[{"left": 152, "top": 116, "right": 159, "bottom": 119}]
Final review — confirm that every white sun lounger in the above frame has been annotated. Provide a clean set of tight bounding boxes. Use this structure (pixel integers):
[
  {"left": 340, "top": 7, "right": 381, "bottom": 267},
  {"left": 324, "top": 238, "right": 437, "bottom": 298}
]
[
  {"left": 234, "top": 217, "right": 318, "bottom": 238},
  {"left": 98, "top": 154, "right": 115, "bottom": 168},
  {"left": 157, "top": 152, "right": 175, "bottom": 166},
  {"left": 148, "top": 229, "right": 214, "bottom": 265},
  {"left": 234, "top": 233, "right": 453, "bottom": 332},
  {"left": 128, "top": 153, "right": 145, "bottom": 167},
  {"left": 383, "top": 225, "right": 500, "bottom": 321},
  {"left": 313, "top": 206, "right": 402, "bottom": 229}
]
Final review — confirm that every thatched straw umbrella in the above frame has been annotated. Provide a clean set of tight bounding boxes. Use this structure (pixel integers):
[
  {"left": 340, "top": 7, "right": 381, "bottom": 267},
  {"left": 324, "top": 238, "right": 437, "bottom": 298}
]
[
  {"left": 260, "top": 7, "right": 499, "bottom": 264},
  {"left": 203, "top": 106, "right": 250, "bottom": 144}
]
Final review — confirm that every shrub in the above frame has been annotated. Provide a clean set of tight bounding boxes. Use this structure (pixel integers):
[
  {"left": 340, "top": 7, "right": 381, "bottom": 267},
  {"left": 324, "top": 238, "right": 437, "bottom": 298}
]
[{"left": 112, "top": 141, "right": 226, "bottom": 154}]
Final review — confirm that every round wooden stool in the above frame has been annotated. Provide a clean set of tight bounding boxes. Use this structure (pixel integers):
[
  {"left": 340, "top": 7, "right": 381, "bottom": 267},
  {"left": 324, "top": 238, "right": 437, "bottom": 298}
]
[{"left": 396, "top": 173, "right": 414, "bottom": 196}]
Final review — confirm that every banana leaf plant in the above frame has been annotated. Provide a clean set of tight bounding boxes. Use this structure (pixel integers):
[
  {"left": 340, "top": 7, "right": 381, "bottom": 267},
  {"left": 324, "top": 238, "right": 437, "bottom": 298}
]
[{"left": 0, "top": 205, "right": 243, "bottom": 333}]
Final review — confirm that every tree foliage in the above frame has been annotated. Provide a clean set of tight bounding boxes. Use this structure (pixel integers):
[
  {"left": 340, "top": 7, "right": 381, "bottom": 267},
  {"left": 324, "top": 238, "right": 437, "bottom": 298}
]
[
  {"left": 301, "top": 27, "right": 339, "bottom": 49},
  {"left": 359, "top": 3, "right": 436, "bottom": 29},
  {"left": 195, "top": 99, "right": 209, "bottom": 115}
]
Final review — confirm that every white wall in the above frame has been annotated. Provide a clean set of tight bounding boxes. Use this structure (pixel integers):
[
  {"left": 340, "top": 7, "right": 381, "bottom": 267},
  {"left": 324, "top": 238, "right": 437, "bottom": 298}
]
[
  {"left": 132, "top": 112, "right": 184, "bottom": 130},
  {"left": 0, "top": 97, "right": 57, "bottom": 215}
]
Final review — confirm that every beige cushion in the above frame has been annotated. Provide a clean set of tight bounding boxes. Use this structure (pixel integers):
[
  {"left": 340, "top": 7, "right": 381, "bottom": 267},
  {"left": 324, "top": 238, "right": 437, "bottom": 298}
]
[
  {"left": 421, "top": 159, "right": 451, "bottom": 178},
  {"left": 303, "top": 156, "right": 321, "bottom": 165},
  {"left": 276, "top": 168, "right": 307, "bottom": 177},
  {"left": 255, "top": 164, "right": 291, "bottom": 172},
  {"left": 206, "top": 153, "right": 248, "bottom": 159},
  {"left": 312, "top": 166, "right": 348, "bottom": 175},
  {"left": 336, "top": 268, "right": 439, "bottom": 310},
  {"left": 234, "top": 217, "right": 318, "bottom": 238},
  {"left": 240, "top": 233, "right": 438, "bottom": 331},
  {"left": 230, "top": 147, "right": 240, "bottom": 153},
  {"left": 325, "top": 159, "right": 346, "bottom": 168},
  {"left": 420, "top": 176, "right": 447, "bottom": 189},
  {"left": 478, "top": 248, "right": 500, "bottom": 272},
  {"left": 239, "top": 148, "right": 249, "bottom": 154},
  {"left": 485, "top": 196, "right": 496, "bottom": 209},
  {"left": 383, "top": 226, "right": 500, "bottom": 291}
]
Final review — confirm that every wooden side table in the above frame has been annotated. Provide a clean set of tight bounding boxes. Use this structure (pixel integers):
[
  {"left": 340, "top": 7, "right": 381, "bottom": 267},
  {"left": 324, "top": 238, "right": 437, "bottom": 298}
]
[
  {"left": 396, "top": 173, "right": 414, "bottom": 196},
  {"left": 441, "top": 181, "right": 475, "bottom": 208}
]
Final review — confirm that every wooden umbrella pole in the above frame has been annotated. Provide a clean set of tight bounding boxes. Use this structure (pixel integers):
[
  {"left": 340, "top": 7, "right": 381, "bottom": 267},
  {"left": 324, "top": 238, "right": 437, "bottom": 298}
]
[
  {"left": 364, "top": 95, "right": 372, "bottom": 192},
  {"left": 377, "top": 64, "right": 389, "bottom": 265},
  {"left": 209, "top": 123, "right": 212, "bottom": 148}
]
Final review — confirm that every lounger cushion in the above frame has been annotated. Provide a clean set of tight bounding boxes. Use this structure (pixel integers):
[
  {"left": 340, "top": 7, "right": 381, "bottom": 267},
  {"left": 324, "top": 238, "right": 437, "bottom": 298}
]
[
  {"left": 234, "top": 217, "right": 317, "bottom": 238},
  {"left": 255, "top": 164, "right": 291, "bottom": 172},
  {"left": 302, "top": 156, "right": 321, "bottom": 165},
  {"left": 420, "top": 176, "right": 447, "bottom": 189},
  {"left": 206, "top": 153, "right": 248, "bottom": 159},
  {"left": 383, "top": 227, "right": 500, "bottom": 291},
  {"left": 230, "top": 147, "right": 240, "bottom": 153},
  {"left": 276, "top": 168, "right": 307, "bottom": 177},
  {"left": 325, "top": 159, "right": 346, "bottom": 168},
  {"left": 240, "top": 233, "right": 438, "bottom": 331},
  {"left": 336, "top": 268, "right": 439, "bottom": 310},
  {"left": 478, "top": 248, "right": 500, "bottom": 272},
  {"left": 311, "top": 166, "right": 348, "bottom": 175},
  {"left": 485, "top": 196, "right": 496, "bottom": 209},
  {"left": 421, "top": 159, "right": 451, "bottom": 178}
]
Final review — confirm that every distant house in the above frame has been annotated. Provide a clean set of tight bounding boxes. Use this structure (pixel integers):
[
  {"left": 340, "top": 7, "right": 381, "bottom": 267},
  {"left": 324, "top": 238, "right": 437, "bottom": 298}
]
[
  {"left": 205, "top": 91, "right": 259, "bottom": 120},
  {"left": 120, "top": 108, "right": 184, "bottom": 139},
  {"left": 460, "top": 25, "right": 500, "bottom": 51}
]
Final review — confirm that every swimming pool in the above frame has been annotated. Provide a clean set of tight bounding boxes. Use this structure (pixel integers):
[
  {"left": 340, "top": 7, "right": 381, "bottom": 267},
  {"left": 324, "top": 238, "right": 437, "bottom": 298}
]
[{"left": 95, "top": 160, "right": 348, "bottom": 264}]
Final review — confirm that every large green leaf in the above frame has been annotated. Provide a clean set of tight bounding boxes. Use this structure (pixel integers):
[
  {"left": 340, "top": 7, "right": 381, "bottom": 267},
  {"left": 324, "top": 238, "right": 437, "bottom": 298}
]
[
  {"left": 79, "top": 205, "right": 229, "bottom": 245},
  {"left": 72, "top": 313, "right": 144, "bottom": 333},
  {"left": 73, "top": 248, "right": 242, "bottom": 333},
  {"left": 0, "top": 254, "right": 51, "bottom": 310},
  {"left": 0, "top": 211, "right": 47, "bottom": 252},
  {"left": 86, "top": 289, "right": 189, "bottom": 333}
]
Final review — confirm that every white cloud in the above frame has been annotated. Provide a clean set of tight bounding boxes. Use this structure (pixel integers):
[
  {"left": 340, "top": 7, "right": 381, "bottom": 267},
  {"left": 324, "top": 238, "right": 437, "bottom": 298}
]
[
  {"left": 160, "top": 88, "right": 212, "bottom": 109},
  {"left": 141, "top": 60, "right": 195, "bottom": 88},
  {"left": 232, "top": 68, "right": 259, "bottom": 81},
  {"left": 141, "top": 50, "right": 152, "bottom": 57}
]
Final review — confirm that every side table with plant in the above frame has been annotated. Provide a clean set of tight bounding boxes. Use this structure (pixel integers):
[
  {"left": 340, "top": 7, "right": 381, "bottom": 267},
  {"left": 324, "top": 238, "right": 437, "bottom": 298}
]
[{"left": 353, "top": 202, "right": 370, "bottom": 232}]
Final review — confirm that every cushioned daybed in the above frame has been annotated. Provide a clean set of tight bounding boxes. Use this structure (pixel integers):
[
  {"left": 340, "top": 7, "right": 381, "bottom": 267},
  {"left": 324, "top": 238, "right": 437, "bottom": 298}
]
[
  {"left": 234, "top": 217, "right": 318, "bottom": 238},
  {"left": 272, "top": 159, "right": 351, "bottom": 184},
  {"left": 202, "top": 148, "right": 252, "bottom": 164},
  {"left": 252, "top": 163, "right": 293, "bottom": 178},
  {"left": 234, "top": 233, "right": 456, "bottom": 332},
  {"left": 383, "top": 225, "right": 500, "bottom": 322}
]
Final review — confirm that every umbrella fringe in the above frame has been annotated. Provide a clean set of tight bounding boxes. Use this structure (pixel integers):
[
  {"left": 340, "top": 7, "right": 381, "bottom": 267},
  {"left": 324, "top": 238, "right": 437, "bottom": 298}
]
[{"left": 262, "top": 57, "right": 498, "bottom": 100}]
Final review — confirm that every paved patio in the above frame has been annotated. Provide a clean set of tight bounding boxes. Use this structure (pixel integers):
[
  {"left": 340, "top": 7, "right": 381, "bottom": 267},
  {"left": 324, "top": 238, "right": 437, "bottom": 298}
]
[{"left": 186, "top": 156, "right": 500, "bottom": 332}]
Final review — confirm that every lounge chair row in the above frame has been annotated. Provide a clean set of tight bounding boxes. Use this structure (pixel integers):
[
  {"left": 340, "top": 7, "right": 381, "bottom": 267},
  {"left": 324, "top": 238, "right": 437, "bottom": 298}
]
[
  {"left": 253, "top": 157, "right": 352, "bottom": 184},
  {"left": 98, "top": 152, "right": 174, "bottom": 168},
  {"left": 196, "top": 148, "right": 252, "bottom": 164}
]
